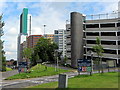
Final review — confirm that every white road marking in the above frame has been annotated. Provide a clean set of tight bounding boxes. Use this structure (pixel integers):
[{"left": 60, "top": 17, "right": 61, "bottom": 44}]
[{"left": 2, "top": 82, "right": 19, "bottom": 87}]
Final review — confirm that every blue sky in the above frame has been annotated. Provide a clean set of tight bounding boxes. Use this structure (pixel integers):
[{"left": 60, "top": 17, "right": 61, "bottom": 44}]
[{"left": 0, "top": 1, "right": 118, "bottom": 60}]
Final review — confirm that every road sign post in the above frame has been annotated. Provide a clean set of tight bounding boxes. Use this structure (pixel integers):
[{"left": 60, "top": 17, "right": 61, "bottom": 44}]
[{"left": 77, "top": 59, "right": 92, "bottom": 75}]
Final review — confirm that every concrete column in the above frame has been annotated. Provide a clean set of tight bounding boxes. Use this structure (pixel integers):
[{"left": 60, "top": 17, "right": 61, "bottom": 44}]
[
  {"left": 71, "top": 12, "right": 84, "bottom": 68},
  {"left": 17, "top": 34, "right": 22, "bottom": 66}
]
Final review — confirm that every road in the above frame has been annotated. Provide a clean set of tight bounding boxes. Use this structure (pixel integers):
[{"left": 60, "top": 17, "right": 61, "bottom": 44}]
[
  {"left": 1, "top": 68, "right": 119, "bottom": 89},
  {"left": 2, "top": 71, "right": 79, "bottom": 88},
  {"left": 0, "top": 70, "right": 19, "bottom": 89}
]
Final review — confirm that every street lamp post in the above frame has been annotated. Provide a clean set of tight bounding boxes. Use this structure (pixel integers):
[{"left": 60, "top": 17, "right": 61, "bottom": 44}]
[
  {"left": 54, "top": 49, "right": 60, "bottom": 71},
  {"left": 57, "top": 55, "right": 58, "bottom": 71},
  {"left": 88, "top": 50, "right": 94, "bottom": 75},
  {"left": 43, "top": 25, "right": 46, "bottom": 37}
]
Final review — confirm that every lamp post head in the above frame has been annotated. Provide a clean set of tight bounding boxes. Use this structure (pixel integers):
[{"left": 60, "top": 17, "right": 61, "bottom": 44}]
[{"left": 44, "top": 25, "right": 46, "bottom": 27}]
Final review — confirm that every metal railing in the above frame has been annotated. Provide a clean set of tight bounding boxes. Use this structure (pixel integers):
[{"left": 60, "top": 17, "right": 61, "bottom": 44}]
[{"left": 86, "top": 12, "right": 120, "bottom": 20}]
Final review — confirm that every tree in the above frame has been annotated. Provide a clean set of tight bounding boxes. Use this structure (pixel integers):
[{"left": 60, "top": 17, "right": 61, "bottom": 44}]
[
  {"left": 30, "top": 53, "right": 37, "bottom": 67},
  {"left": 23, "top": 48, "right": 33, "bottom": 66},
  {"left": 93, "top": 37, "right": 104, "bottom": 73},
  {"left": 30, "top": 37, "right": 58, "bottom": 66},
  {"left": 13, "top": 61, "right": 17, "bottom": 66},
  {"left": 0, "top": 14, "right": 6, "bottom": 71},
  {"left": 64, "top": 55, "right": 68, "bottom": 65}
]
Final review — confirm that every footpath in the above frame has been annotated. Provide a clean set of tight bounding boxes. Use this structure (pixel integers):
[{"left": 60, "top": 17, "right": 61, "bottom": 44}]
[{"left": 2, "top": 70, "right": 18, "bottom": 80}]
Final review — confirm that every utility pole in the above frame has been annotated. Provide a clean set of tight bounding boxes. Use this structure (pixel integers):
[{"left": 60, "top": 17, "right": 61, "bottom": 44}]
[
  {"left": 43, "top": 25, "right": 46, "bottom": 37},
  {"left": 66, "top": 20, "right": 69, "bottom": 25},
  {"left": 29, "top": 15, "right": 31, "bottom": 36}
]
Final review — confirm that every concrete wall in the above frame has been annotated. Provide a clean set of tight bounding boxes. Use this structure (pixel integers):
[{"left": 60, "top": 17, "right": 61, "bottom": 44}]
[{"left": 71, "top": 12, "right": 84, "bottom": 68}]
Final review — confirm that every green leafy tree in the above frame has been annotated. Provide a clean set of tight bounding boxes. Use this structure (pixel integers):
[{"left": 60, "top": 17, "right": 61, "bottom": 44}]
[
  {"left": 93, "top": 37, "right": 104, "bottom": 73},
  {"left": 0, "top": 14, "right": 6, "bottom": 71},
  {"left": 23, "top": 48, "right": 33, "bottom": 66},
  {"left": 30, "top": 37, "right": 58, "bottom": 66},
  {"left": 64, "top": 55, "right": 68, "bottom": 65},
  {"left": 30, "top": 53, "right": 37, "bottom": 67},
  {"left": 13, "top": 61, "right": 17, "bottom": 66}
]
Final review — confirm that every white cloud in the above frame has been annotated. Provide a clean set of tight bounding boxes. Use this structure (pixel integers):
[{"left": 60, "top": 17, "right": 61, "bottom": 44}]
[
  {"left": 1, "top": 1, "right": 120, "bottom": 60},
  {"left": 5, "top": 51, "right": 17, "bottom": 60},
  {"left": 17, "top": 3, "right": 27, "bottom": 10},
  {"left": 28, "top": 2, "right": 67, "bottom": 36},
  {"left": 31, "top": 27, "right": 43, "bottom": 35},
  {"left": 102, "top": 2, "right": 118, "bottom": 13}
]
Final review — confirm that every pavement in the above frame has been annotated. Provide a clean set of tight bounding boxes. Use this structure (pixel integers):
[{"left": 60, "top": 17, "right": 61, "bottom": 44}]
[
  {"left": 2, "top": 70, "right": 18, "bottom": 80},
  {"left": 0, "top": 70, "right": 19, "bottom": 89},
  {"left": 0, "top": 66, "right": 119, "bottom": 89}
]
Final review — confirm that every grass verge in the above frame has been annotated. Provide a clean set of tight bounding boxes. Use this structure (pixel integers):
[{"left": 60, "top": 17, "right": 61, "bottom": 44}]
[
  {"left": 5, "top": 64, "right": 71, "bottom": 80},
  {"left": 6, "top": 67, "right": 12, "bottom": 71},
  {"left": 29, "top": 72, "right": 119, "bottom": 88}
]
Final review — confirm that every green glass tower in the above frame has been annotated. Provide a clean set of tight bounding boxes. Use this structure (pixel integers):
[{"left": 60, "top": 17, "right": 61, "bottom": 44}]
[{"left": 20, "top": 8, "right": 28, "bottom": 35}]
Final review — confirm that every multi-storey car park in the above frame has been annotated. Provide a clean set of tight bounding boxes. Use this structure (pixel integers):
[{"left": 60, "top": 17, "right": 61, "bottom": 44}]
[
  {"left": 54, "top": 2, "right": 120, "bottom": 68},
  {"left": 65, "top": 11, "right": 120, "bottom": 68},
  {"left": 84, "top": 14, "right": 120, "bottom": 65}
]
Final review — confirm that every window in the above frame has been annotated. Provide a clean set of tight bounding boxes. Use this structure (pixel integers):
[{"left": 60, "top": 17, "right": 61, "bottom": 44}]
[
  {"left": 103, "top": 49, "right": 117, "bottom": 54},
  {"left": 101, "top": 41, "right": 116, "bottom": 45},
  {"left": 86, "top": 32, "right": 99, "bottom": 36},
  {"left": 86, "top": 24, "right": 99, "bottom": 28},
  {"left": 117, "top": 32, "right": 120, "bottom": 36},
  {"left": 117, "top": 23, "right": 120, "bottom": 27},
  {"left": 100, "top": 23, "right": 115, "bottom": 28},
  {"left": 86, "top": 40, "right": 96, "bottom": 44},
  {"left": 118, "top": 50, "right": 120, "bottom": 54},
  {"left": 54, "top": 30, "right": 58, "bottom": 34},
  {"left": 67, "top": 43, "right": 71, "bottom": 45},
  {"left": 118, "top": 41, "right": 120, "bottom": 45},
  {"left": 101, "top": 32, "right": 116, "bottom": 36},
  {"left": 34, "top": 36, "right": 41, "bottom": 37},
  {"left": 86, "top": 48, "right": 94, "bottom": 52},
  {"left": 84, "top": 48, "right": 86, "bottom": 54},
  {"left": 67, "top": 51, "right": 71, "bottom": 52}
]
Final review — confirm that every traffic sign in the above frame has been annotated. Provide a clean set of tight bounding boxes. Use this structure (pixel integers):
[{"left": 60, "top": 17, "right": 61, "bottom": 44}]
[
  {"left": 77, "top": 59, "right": 92, "bottom": 72},
  {"left": 87, "top": 67, "right": 92, "bottom": 72},
  {"left": 82, "top": 67, "right": 86, "bottom": 72}
]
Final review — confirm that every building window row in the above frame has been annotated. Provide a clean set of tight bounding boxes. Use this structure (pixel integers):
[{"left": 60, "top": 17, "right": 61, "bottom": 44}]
[
  {"left": 86, "top": 40, "right": 117, "bottom": 45},
  {"left": 86, "top": 23, "right": 120, "bottom": 28},
  {"left": 101, "top": 32, "right": 116, "bottom": 36},
  {"left": 86, "top": 32, "right": 117, "bottom": 36},
  {"left": 101, "top": 41, "right": 116, "bottom": 45},
  {"left": 86, "top": 32, "right": 99, "bottom": 36},
  {"left": 85, "top": 48, "right": 118, "bottom": 54},
  {"left": 103, "top": 49, "right": 117, "bottom": 54}
]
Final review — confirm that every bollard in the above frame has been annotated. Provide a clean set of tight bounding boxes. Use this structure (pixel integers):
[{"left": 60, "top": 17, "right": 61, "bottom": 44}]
[{"left": 58, "top": 74, "right": 68, "bottom": 88}]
